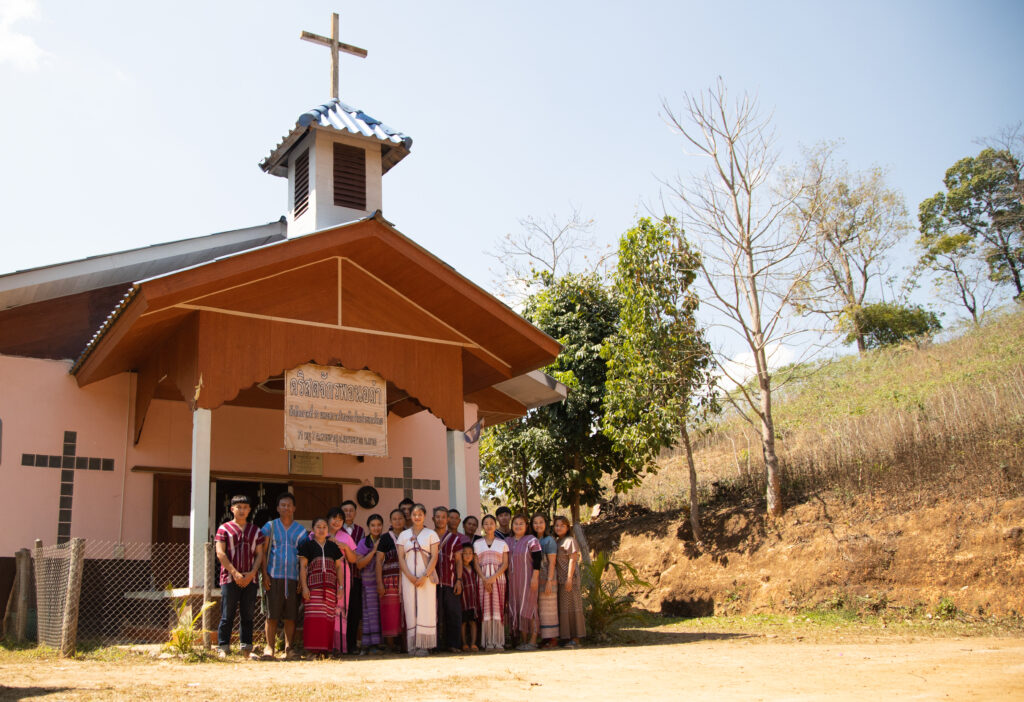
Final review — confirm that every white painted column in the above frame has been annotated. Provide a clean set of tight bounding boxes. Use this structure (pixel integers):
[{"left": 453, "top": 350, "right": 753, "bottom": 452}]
[
  {"left": 446, "top": 429, "right": 468, "bottom": 516},
  {"left": 188, "top": 408, "right": 212, "bottom": 588}
]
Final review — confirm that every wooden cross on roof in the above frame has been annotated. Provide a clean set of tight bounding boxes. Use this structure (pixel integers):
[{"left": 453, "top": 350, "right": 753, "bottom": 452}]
[{"left": 301, "top": 12, "right": 368, "bottom": 100}]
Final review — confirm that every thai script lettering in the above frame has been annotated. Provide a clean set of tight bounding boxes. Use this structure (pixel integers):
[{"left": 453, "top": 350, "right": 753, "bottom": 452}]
[{"left": 287, "top": 377, "right": 383, "bottom": 405}]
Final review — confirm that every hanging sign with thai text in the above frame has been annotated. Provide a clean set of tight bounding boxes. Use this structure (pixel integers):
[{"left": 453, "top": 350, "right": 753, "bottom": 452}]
[{"left": 283, "top": 364, "right": 388, "bottom": 456}]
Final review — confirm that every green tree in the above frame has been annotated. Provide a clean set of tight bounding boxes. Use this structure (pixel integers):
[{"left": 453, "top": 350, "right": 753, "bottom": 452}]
[
  {"left": 919, "top": 148, "right": 1024, "bottom": 301},
  {"left": 479, "top": 416, "right": 559, "bottom": 517},
  {"left": 602, "top": 217, "right": 716, "bottom": 541},
  {"left": 478, "top": 272, "right": 621, "bottom": 521},
  {"left": 498, "top": 272, "right": 620, "bottom": 523},
  {"left": 843, "top": 302, "right": 941, "bottom": 350}
]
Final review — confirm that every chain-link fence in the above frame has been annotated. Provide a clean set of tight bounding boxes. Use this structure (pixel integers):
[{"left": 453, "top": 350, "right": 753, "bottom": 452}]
[
  {"left": 77, "top": 541, "right": 190, "bottom": 645},
  {"left": 31, "top": 540, "right": 269, "bottom": 651}
]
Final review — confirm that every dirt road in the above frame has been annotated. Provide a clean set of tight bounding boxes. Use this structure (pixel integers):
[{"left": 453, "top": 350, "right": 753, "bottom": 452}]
[{"left": 3, "top": 632, "right": 1022, "bottom": 701}]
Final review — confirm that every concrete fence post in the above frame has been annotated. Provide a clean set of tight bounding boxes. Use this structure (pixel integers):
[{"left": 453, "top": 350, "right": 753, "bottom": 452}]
[{"left": 59, "top": 538, "right": 85, "bottom": 656}]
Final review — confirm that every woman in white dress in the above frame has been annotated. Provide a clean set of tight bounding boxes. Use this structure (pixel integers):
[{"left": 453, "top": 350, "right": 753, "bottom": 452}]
[{"left": 396, "top": 502, "right": 440, "bottom": 656}]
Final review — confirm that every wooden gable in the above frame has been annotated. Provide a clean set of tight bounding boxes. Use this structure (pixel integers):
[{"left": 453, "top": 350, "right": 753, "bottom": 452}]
[{"left": 72, "top": 214, "right": 560, "bottom": 441}]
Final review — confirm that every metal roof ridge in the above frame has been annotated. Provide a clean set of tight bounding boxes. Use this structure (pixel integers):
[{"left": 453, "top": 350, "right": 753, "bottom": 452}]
[
  {"left": 130, "top": 214, "right": 378, "bottom": 286},
  {"left": 0, "top": 218, "right": 288, "bottom": 281}
]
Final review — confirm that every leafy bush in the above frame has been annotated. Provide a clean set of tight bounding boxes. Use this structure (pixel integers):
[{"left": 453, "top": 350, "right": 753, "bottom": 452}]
[
  {"left": 164, "top": 589, "right": 215, "bottom": 657},
  {"left": 934, "top": 596, "right": 959, "bottom": 620},
  {"left": 583, "top": 551, "right": 651, "bottom": 640},
  {"left": 844, "top": 302, "right": 941, "bottom": 349}
]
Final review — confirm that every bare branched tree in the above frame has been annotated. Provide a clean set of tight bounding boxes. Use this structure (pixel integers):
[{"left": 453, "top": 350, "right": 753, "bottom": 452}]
[
  {"left": 487, "top": 208, "right": 612, "bottom": 304},
  {"left": 912, "top": 229, "right": 999, "bottom": 325},
  {"left": 663, "top": 79, "right": 819, "bottom": 518},
  {"left": 785, "top": 141, "right": 913, "bottom": 352}
]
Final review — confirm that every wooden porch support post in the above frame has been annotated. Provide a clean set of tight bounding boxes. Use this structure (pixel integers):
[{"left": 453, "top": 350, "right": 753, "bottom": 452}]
[
  {"left": 189, "top": 408, "right": 212, "bottom": 588},
  {"left": 446, "top": 430, "right": 467, "bottom": 517}
]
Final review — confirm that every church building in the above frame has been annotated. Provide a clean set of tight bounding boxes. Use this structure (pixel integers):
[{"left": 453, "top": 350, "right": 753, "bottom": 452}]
[{"left": 0, "top": 21, "right": 564, "bottom": 589}]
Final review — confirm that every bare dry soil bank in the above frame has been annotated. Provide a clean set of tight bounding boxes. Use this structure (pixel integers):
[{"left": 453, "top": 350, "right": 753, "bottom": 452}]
[{"left": 586, "top": 494, "right": 1024, "bottom": 619}]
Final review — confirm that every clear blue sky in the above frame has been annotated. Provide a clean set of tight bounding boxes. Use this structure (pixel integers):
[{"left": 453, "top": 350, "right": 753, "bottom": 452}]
[{"left": 2, "top": 0, "right": 1022, "bottom": 313}]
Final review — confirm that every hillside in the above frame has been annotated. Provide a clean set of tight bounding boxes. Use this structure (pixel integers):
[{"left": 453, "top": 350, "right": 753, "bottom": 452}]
[{"left": 587, "top": 308, "right": 1024, "bottom": 619}]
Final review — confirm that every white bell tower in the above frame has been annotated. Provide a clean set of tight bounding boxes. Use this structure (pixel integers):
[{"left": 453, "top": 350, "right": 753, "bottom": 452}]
[{"left": 258, "top": 13, "right": 412, "bottom": 236}]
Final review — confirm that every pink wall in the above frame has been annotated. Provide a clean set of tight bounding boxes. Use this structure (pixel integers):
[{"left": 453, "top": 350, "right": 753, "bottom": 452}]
[
  {"left": 0, "top": 353, "right": 484, "bottom": 556},
  {"left": 0, "top": 355, "right": 132, "bottom": 554}
]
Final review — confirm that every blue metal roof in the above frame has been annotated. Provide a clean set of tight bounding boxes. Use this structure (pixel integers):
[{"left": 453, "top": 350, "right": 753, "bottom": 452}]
[{"left": 260, "top": 98, "right": 413, "bottom": 177}]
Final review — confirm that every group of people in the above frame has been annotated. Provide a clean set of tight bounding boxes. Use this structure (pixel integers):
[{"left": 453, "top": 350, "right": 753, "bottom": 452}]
[{"left": 214, "top": 493, "right": 587, "bottom": 659}]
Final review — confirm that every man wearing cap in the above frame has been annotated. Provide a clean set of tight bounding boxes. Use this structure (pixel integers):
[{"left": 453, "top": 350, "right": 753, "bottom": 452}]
[{"left": 214, "top": 494, "right": 265, "bottom": 659}]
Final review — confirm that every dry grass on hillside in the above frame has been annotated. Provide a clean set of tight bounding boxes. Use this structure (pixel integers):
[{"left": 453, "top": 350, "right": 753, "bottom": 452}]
[{"left": 624, "top": 308, "right": 1024, "bottom": 512}]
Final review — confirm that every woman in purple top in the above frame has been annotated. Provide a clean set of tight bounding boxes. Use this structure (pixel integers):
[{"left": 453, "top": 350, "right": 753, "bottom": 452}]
[
  {"left": 506, "top": 514, "right": 542, "bottom": 650},
  {"left": 355, "top": 513, "right": 385, "bottom": 654}
]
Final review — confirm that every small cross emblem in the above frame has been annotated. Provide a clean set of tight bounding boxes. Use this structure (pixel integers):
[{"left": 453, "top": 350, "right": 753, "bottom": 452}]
[{"left": 374, "top": 457, "right": 440, "bottom": 499}]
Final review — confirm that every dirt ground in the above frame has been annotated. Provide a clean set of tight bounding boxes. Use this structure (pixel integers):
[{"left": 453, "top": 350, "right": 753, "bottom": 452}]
[{"left": 3, "top": 627, "right": 1022, "bottom": 701}]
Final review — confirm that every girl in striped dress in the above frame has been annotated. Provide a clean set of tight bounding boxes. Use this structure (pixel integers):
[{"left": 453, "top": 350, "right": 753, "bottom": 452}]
[
  {"left": 459, "top": 542, "right": 480, "bottom": 651},
  {"left": 532, "top": 513, "right": 560, "bottom": 648},
  {"left": 553, "top": 515, "right": 586, "bottom": 647},
  {"left": 473, "top": 514, "right": 509, "bottom": 651}
]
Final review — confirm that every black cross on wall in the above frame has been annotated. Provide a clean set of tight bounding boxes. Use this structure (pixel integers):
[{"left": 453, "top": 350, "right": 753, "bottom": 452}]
[
  {"left": 374, "top": 457, "right": 439, "bottom": 499},
  {"left": 21, "top": 431, "right": 115, "bottom": 544}
]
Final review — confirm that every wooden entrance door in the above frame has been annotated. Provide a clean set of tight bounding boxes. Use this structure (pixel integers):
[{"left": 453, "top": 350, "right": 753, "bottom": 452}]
[
  {"left": 151, "top": 474, "right": 193, "bottom": 588},
  {"left": 152, "top": 474, "right": 192, "bottom": 544},
  {"left": 292, "top": 482, "right": 343, "bottom": 524}
]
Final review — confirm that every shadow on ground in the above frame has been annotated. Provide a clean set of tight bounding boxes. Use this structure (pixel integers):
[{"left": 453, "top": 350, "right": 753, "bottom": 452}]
[
  {"left": 608, "top": 628, "right": 751, "bottom": 647},
  {"left": 0, "top": 686, "right": 74, "bottom": 700}
]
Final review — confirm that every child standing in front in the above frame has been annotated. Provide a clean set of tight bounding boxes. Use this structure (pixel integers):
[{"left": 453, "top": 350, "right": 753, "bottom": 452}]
[{"left": 459, "top": 542, "right": 480, "bottom": 651}]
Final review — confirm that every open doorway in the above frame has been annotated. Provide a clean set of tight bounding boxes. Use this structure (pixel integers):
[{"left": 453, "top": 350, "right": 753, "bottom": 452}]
[{"left": 214, "top": 479, "right": 290, "bottom": 530}]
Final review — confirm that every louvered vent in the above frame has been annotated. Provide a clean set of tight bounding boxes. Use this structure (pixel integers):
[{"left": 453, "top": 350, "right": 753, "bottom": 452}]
[
  {"left": 334, "top": 142, "right": 366, "bottom": 210},
  {"left": 294, "top": 150, "right": 310, "bottom": 218}
]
